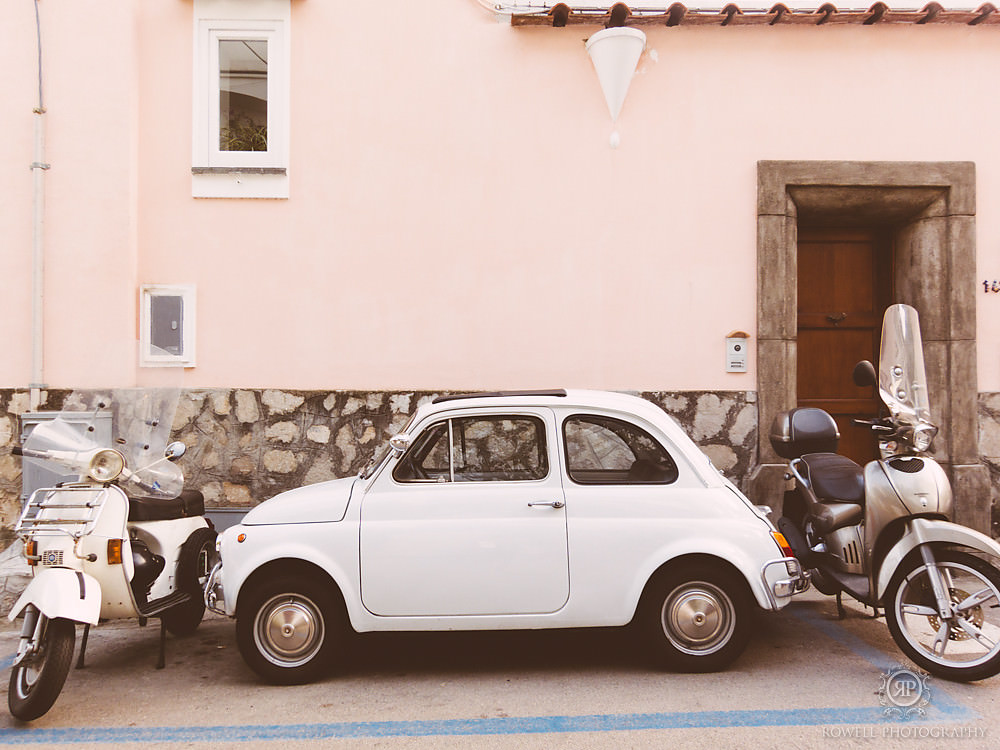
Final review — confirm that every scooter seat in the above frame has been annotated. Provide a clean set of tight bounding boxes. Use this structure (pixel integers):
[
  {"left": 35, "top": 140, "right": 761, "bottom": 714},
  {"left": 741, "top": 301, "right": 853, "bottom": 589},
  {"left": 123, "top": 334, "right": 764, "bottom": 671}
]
[
  {"left": 811, "top": 501, "right": 864, "bottom": 536},
  {"left": 801, "top": 453, "right": 865, "bottom": 503},
  {"left": 128, "top": 489, "right": 206, "bottom": 522}
]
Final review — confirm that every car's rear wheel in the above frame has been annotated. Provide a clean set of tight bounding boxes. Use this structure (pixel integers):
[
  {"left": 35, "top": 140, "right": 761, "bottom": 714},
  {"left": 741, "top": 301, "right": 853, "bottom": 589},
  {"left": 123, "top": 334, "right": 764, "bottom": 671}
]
[
  {"left": 640, "top": 561, "right": 753, "bottom": 672},
  {"left": 236, "top": 573, "right": 342, "bottom": 685}
]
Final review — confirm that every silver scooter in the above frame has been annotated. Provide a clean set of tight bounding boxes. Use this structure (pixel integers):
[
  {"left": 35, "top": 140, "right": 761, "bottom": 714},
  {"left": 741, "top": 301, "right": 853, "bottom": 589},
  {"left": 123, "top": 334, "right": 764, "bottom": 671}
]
[
  {"left": 7, "top": 389, "right": 216, "bottom": 721},
  {"left": 773, "top": 303, "right": 1000, "bottom": 681}
]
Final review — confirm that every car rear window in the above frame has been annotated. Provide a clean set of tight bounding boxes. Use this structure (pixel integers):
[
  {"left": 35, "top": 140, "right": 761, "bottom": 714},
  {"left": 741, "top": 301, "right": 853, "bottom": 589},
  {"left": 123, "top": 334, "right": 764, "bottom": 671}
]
[{"left": 564, "top": 414, "right": 678, "bottom": 485}]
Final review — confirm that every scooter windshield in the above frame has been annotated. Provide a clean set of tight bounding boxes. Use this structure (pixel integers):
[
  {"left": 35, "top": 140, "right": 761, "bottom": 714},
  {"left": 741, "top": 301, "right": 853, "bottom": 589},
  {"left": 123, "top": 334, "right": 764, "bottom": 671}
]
[
  {"left": 22, "top": 389, "right": 184, "bottom": 500},
  {"left": 879, "top": 304, "right": 933, "bottom": 429}
]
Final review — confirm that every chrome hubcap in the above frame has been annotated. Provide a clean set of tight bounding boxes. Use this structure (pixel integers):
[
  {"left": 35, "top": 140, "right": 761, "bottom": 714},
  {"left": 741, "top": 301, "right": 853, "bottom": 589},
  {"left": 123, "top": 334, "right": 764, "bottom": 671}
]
[
  {"left": 663, "top": 582, "right": 734, "bottom": 654},
  {"left": 256, "top": 595, "right": 324, "bottom": 666}
]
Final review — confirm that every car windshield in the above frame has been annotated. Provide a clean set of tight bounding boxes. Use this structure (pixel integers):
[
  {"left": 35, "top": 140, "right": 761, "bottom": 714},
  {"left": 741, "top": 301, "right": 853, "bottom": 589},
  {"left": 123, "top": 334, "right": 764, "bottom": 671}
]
[{"left": 359, "top": 413, "right": 416, "bottom": 480}]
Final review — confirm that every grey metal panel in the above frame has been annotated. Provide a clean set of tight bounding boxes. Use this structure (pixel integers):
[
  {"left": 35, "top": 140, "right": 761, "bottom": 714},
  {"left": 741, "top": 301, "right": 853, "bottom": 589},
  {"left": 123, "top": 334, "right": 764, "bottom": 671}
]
[{"left": 19, "top": 411, "right": 113, "bottom": 502}]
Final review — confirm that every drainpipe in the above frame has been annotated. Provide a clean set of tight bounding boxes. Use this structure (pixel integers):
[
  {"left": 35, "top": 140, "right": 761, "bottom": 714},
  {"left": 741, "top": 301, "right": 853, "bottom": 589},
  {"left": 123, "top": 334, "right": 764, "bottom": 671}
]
[{"left": 29, "top": 0, "right": 48, "bottom": 411}]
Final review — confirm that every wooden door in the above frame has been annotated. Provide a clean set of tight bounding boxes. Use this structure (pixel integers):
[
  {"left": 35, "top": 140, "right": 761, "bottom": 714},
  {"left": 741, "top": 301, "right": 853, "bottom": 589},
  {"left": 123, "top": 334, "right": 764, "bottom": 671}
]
[{"left": 797, "top": 229, "right": 892, "bottom": 464}]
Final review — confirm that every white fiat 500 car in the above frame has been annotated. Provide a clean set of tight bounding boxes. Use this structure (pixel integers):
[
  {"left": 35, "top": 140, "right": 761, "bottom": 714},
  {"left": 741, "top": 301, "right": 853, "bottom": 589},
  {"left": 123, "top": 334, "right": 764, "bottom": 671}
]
[{"left": 207, "top": 390, "right": 807, "bottom": 683}]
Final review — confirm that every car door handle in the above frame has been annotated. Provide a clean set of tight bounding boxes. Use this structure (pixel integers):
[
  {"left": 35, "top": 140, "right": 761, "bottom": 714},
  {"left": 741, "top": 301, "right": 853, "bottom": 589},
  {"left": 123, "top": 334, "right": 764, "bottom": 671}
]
[{"left": 527, "top": 500, "right": 565, "bottom": 509}]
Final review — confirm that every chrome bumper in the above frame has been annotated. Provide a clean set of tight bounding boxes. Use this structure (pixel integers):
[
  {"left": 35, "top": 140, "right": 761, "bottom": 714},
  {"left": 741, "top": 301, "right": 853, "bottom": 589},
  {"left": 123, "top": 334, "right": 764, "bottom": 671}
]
[
  {"left": 761, "top": 557, "right": 810, "bottom": 609},
  {"left": 204, "top": 560, "right": 226, "bottom": 616}
]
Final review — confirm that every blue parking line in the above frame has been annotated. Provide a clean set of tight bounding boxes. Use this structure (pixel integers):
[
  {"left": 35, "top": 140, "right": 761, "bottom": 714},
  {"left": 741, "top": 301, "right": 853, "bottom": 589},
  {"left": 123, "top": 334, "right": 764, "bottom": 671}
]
[
  {"left": 789, "top": 605, "right": 978, "bottom": 718},
  {"left": 0, "top": 701, "right": 975, "bottom": 745},
  {"left": 0, "top": 605, "right": 978, "bottom": 744},
  {"left": 789, "top": 606, "right": 899, "bottom": 672}
]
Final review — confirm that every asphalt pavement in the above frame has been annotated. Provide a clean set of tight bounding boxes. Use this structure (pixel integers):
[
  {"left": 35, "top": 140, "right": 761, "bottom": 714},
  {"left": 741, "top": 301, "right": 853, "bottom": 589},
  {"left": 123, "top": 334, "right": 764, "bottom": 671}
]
[{"left": 0, "top": 589, "right": 997, "bottom": 749}]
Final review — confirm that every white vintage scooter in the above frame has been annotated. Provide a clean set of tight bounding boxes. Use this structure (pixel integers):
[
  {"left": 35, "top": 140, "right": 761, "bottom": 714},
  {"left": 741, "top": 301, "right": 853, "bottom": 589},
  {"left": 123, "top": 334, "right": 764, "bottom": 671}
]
[{"left": 7, "top": 389, "right": 216, "bottom": 721}]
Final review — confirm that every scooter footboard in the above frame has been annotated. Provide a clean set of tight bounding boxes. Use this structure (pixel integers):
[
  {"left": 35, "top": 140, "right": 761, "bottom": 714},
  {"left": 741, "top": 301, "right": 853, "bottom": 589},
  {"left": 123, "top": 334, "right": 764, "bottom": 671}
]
[
  {"left": 876, "top": 518, "right": 1000, "bottom": 601},
  {"left": 7, "top": 569, "right": 102, "bottom": 625}
]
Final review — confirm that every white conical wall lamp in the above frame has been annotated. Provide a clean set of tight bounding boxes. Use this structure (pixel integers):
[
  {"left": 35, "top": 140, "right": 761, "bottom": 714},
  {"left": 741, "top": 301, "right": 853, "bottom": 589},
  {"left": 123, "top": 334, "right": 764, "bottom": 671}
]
[{"left": 586, "top": 26, "right": 646, "bottom": 125}]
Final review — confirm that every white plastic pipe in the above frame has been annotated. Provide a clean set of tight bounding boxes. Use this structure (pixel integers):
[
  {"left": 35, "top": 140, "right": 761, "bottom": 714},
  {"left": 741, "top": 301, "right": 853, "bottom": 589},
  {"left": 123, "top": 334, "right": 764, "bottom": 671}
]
[
  {"left": 30, "top": 0, "right": 47, "bottom": 411},
  {"left": 31, "top": 110, "right": 46, "bottom": 410}
]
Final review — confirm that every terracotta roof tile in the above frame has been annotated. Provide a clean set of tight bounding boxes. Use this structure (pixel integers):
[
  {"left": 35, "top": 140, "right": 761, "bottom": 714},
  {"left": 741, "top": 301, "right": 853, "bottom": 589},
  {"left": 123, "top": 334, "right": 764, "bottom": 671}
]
[{"left": 504, "top": 2, "right": 1000, "bottom": 26}]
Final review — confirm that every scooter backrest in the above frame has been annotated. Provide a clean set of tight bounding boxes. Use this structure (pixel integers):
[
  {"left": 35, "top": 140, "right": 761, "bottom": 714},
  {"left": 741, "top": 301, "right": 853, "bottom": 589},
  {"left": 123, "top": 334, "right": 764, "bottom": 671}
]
[{"left": 769, "top": 407, "right": 840, "bottom": 459}]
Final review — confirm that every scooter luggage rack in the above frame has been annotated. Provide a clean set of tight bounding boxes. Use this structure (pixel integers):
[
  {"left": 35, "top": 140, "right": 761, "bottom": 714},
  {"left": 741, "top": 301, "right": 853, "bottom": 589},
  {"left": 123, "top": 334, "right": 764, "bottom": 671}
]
[{"left": 15, "top": 484, "right": 110, "bottom": 540}]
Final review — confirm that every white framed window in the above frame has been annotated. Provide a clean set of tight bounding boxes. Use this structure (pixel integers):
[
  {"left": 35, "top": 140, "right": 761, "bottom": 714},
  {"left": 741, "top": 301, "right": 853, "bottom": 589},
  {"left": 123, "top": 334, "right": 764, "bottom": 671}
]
[
  {"left": 192, "top": 0, "right": 290, "bottom": 198},
  {"left": 139, "top": 285, "right": 197, "bottom": 367}
]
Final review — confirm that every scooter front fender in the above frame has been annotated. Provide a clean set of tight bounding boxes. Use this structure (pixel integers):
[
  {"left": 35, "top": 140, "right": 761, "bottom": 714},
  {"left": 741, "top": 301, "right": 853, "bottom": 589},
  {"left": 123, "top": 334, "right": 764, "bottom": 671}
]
[
  {"left": 876, "top": 518, "right": 1000, "bottom": 601},
  {"left": 6, "top": 569, "right": 101, "bottom": 625}
]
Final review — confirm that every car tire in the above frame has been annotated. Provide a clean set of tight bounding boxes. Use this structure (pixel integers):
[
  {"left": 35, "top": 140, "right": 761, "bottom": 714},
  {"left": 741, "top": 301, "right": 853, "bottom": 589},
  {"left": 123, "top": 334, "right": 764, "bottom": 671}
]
[
  {"left": 236, "top": 573, "right": 342, "bottom": 685},
  {"left": 640, "top": 561, "right": 753, "bottom": 672}
]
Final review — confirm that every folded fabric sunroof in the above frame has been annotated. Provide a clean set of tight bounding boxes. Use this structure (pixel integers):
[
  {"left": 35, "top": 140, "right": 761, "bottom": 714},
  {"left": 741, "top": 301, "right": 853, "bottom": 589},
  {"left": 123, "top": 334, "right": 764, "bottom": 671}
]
[{"left": 432, "top": 390, "right": 569, "bottom": 404}]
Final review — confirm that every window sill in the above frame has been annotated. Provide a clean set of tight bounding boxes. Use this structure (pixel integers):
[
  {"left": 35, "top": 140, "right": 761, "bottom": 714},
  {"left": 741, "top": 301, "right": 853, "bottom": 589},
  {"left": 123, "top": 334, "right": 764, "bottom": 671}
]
[
  {"left": 191, "top": 168, "right": 288, "bottom": 199},
  {"left": 191, "top": 167, "right": 287, "bottom": 175}
]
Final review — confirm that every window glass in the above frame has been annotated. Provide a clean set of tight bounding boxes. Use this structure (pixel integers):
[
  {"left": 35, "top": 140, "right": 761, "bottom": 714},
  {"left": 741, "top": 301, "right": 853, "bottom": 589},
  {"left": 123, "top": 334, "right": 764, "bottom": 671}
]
[
  {"left": 453, "top": 417, "right": 547, "bottom": 481},
  {"left": 219, "top": 39, "right": 268, "bottom": 152},
  {"left": 564, "top": 415, "right": 678, "bottom": 484},
  {"left": 149, "top": 294, "right": 184, "bottom": 356},
  {"left": 394, "top": 417, "right": 548, "bottom": 483}
]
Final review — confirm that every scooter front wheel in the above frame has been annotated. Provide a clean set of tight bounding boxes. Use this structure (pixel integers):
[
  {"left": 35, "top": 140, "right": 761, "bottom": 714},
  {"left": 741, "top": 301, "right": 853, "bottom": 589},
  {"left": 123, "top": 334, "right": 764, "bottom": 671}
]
[
  {"left": 885, "top": 549, "right": 1000, "bottom": 682},
  {"left": 8, "top": 616, "right": 76, "bottom": 721}
]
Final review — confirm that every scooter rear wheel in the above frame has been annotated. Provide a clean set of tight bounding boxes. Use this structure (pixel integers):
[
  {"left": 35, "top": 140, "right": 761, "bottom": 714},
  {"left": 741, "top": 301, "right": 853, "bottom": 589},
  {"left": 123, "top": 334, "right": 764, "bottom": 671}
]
[
  {"left": 885, "top": 549, "right": 1000, "bottom": 682},
  {"left": 162, "top": 527, "right": 218, "bottom": 637},
  {"left": 8, "top": 616, "right": 76, "bottom": 722}
]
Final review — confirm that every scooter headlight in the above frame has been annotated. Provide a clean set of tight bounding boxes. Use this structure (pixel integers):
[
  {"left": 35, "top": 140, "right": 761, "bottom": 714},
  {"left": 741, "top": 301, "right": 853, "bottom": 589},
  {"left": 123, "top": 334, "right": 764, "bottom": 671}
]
[
  {"left": 913, "top": 425, "right": 938, "bottom": 453},
  {"left": 88, "top": 449, "right": 126, "bottom": 482}
]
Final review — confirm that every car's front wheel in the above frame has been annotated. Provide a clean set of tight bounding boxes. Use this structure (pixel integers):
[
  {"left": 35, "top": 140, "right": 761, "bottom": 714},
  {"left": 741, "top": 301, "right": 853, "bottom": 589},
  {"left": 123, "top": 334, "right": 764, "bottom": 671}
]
[
  {"left": 640, "top": 562, "right": 753, "bottom": 672},
  {"left": 236, "top": 573, "right": 342, "bottom": 684}
]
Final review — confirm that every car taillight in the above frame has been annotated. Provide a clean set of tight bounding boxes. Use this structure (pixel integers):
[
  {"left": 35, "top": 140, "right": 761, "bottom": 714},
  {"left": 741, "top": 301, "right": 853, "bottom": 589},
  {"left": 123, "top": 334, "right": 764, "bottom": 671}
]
[{"left": 771, "top": 531, "right": 795, "bottom": 558}]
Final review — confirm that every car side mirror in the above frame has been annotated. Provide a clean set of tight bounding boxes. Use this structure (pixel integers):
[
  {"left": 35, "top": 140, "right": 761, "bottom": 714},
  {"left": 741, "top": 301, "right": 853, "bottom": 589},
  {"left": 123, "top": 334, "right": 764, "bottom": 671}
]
[
  {"left": 164, "top": 441, "right": 187, "bottom": 461},
  {"left": 389, "top": 434, "right": 412, "bottom": 455},
  {"left": 852, "top": 360, "right": 877, "bottom": 388}
]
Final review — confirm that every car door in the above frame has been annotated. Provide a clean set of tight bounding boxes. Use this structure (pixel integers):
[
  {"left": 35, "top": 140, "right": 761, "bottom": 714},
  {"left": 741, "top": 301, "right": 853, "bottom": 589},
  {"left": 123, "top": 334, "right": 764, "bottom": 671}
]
[{"left": 360, "top": 408, "right": 569, "bottom": 617}]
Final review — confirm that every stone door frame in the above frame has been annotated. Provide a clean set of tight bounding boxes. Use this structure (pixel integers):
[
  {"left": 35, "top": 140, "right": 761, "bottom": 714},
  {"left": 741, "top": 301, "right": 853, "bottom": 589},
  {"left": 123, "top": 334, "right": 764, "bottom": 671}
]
[{"left": 751, "top": 160, "right": 989, "bottom": 531}]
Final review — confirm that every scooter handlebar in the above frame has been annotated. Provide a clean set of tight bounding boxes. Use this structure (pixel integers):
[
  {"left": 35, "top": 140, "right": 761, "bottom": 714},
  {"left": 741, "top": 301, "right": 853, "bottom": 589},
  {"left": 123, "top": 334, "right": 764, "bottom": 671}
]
[
  {"left": 852, "top": 418, "right": 894, "bottom": 433},
  {"left": 11, "top": 446, "right": 54, "bottom": 459}
]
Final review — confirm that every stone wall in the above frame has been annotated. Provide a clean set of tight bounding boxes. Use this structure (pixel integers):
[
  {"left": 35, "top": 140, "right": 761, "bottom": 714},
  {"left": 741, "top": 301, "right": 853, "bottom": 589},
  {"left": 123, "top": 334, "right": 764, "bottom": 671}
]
[
  {"left": 980, "top": 393, "right": 1000, "bottom": 537},
  {"left": 4, "top": 386, "right": 999, "bottom": 534},
  {"left": 1, "top": 388, "right": 758, "bottom": 535}
]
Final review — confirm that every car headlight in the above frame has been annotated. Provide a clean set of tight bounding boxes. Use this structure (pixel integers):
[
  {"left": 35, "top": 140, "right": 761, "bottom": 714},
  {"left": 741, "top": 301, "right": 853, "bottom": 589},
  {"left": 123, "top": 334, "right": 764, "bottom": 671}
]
[{"left": 88, "top": 449, "right": 126, "bottom": 482}]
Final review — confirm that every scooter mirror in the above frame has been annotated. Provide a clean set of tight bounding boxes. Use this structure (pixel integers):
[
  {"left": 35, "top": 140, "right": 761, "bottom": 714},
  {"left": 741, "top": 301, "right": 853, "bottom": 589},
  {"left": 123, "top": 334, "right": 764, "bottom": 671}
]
[
  {"left": 853, "top": 360, "right": 877, "bottom": 388},
  {"left": 164, "top": 441, "right": 187, "bottom": 461}
]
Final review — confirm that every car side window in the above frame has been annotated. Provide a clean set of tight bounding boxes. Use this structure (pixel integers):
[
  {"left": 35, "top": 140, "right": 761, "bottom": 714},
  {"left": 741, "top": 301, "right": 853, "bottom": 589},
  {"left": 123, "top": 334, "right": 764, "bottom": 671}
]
[
  {"left": 564, "top": 415, "right": 679, "bottom": 485},
  {"left": 393, "top": 416, "right": 548, "bottom": 483}
]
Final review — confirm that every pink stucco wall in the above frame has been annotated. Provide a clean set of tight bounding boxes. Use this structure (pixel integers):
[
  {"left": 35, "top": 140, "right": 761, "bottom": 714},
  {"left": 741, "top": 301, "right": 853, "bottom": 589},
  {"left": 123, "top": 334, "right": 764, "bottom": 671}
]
[
  {"left": 2, "top": 1, "right": 140, "bottom": 388},
  {"left": 2, "top": 1, "right": 999, "bottom": 391}
]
